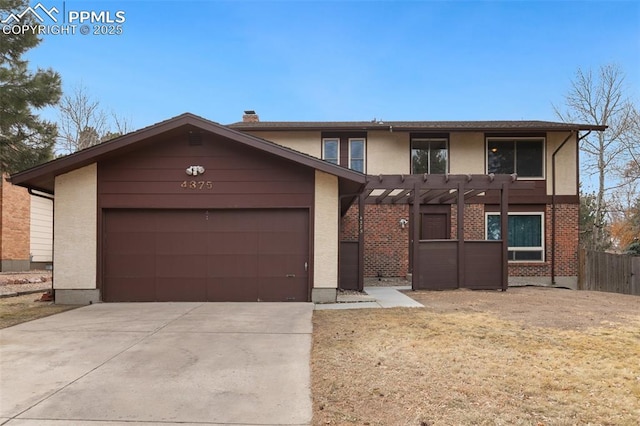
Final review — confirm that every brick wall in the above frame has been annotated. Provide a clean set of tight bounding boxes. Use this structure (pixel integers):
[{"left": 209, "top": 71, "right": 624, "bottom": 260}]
[
  {"left": 508, "top": 204, "right": 578, "bottom": 278},
  {"left": 553, "top": 203, "right": 579, "bottom": 277},
  {"left": 0, "top": 175, "right": 31, "bottom": 267},
  {"left": 341, "top": 201, "right": 579, "bottom": 281},
  {"left": 340, "top": 204, "right": 359, "bottom": 242},
  {"left": 451, "top": 203, "right": 485, "bottom": 240},
  {"left": 340, "top": 203, "right": 409, "bottom": 277}
]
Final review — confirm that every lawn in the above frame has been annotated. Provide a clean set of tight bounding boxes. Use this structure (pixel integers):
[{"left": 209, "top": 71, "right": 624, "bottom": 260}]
[
  {"left": 0, "top": 294, "right": 79, "bottom": 329},
  {"left": 312, "top": 287, "right": 640, "bottom": 425}
]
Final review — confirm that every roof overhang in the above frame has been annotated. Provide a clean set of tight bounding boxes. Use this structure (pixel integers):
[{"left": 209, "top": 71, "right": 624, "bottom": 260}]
[
  {"left": 228, "top": 120, "right": 607, "bottom": 133},
  {"left": 9, "top": 113, "right": 366, "bottom": 212}
]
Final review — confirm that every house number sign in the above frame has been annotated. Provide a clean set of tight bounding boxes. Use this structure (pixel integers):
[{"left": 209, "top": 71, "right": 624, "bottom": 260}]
[
  {"left": 181, "top": 165, "right": 212, "bottom": 189},
  {"left": 180, "top": 180, "right": 213, "bottom": 190}
]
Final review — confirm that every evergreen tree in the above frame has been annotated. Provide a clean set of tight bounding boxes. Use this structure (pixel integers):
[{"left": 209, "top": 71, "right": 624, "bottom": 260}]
[{"left": 0, "top": 0, "right": 61, "bottom": 173}]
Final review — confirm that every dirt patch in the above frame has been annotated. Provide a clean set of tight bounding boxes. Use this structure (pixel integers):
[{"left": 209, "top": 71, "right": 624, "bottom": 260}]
[
  {"left": 312, "top": 287, "right": 640, "bottom": 425},
  {"left": 0, "top": 294, "right": 79, "bottom": 329}
]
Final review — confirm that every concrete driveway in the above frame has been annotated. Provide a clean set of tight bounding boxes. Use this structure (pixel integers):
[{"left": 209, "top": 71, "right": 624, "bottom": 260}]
[{"left": 0, "top": 302, "right": 313, "bottom": 426}]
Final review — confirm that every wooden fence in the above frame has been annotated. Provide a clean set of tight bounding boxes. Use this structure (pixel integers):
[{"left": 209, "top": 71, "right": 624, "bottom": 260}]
[{"left": 578, "top": 249, "right": 640, "bottom": 296}]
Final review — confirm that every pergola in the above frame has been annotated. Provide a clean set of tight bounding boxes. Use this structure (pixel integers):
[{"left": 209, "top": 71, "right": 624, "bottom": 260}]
[{"left": 345, "top": 174, "right": 535, "bottom": 291}]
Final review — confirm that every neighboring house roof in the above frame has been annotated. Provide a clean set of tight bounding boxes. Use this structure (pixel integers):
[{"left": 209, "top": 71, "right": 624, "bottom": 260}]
[
  {"left": 228, "top": 120, "right": 607, "bottom": 132},
  {"left": 9, "top": 113, "right": 367, "bottom": 196}
]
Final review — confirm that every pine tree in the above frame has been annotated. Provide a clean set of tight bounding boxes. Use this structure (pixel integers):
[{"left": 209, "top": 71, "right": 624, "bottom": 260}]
[{"left": 0, "top": 0, "right": 62, "bottom": 173}]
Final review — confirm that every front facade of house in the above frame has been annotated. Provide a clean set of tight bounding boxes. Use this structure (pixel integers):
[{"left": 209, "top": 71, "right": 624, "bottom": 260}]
[
  {"left": 10, "top": 112, "right": 603, "bottom": 304},
  {"left": 230, "top": 112, "right": 605, "bottom": 289}
]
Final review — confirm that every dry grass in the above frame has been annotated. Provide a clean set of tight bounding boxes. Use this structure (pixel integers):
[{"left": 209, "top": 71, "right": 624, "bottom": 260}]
[
  {"left": 0, "top": 294, "right": 79, "bottom": 329},
  {"left": 312, "top": 288, "right": 640, "bottom": 425}
]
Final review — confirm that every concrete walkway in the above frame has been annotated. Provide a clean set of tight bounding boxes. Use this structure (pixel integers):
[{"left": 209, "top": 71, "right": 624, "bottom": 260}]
[
  {"left": 0, "top": 303, "right": 313, "bottom": 426},
  {"left": 315, "top": 286, "right": 424, "bottom": 310}
]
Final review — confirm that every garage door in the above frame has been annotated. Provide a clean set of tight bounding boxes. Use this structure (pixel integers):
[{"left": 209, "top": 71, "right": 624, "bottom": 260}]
[{"left": 103, "top": 209, "right": 309, "bottom": 302}]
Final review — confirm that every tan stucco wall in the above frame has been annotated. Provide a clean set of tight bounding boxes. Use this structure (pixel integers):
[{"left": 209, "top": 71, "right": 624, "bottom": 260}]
[
  {"left": 246, "top": 130, "right": 577, "bottom": 196},
  {"left": 367, "top": 131, "right": 409, "bottom": 174},
  {"left": 449, "top": 132, "right": 485, "bottom": 174},
  {"left": 313, "top": 171, "right": 338, "bottom": 289},
  {"left": 244, "top": 131, "right": 321, "bottom": 158},
  {"left": 54, "top": 163, "right": 97, "bottom": 290},
  {"left": 247, "top": 130, "right": 411, "bottom": 175},
  {"left": 546, "top": 132, "right": 578, "bottom": 195}
]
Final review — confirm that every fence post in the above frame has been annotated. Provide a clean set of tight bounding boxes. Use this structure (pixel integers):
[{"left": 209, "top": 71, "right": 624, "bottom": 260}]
[
  {"left": 632, "top": 257, "right": 640, "bottom": 296},
  {"left": 578, "top": 248, "right": 585, "bottom": 290}
]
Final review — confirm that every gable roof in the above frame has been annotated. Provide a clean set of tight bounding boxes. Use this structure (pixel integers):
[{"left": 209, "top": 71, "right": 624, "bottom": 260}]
[
  {"left": 9, "top": 113, "right": 367, "bottom": 197},
  {"left": 228, "top": 120, "right": 607, "bottom": 132}
]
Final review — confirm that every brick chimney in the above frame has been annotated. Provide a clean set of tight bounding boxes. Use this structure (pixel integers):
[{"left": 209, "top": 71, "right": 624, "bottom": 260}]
[{"left": 242, "top": 110, "right": 259, "bottom": 122}]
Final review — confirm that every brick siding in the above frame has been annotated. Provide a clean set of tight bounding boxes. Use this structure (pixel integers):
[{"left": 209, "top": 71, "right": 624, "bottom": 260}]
[
  {"left": 341, "top": 203, "right": 409, "bottom": 277},
  {"left": 451, "top": 204, "right": 485, "bottom": 240},
  {"left": 341, "top": 201, "right": 579, "bottom": 280},
  {"left": 0, "top": 175, "right": 31, "bottom": 263},
  {"left": 508, "top": 204, "right": 578, "bottom": 278}
]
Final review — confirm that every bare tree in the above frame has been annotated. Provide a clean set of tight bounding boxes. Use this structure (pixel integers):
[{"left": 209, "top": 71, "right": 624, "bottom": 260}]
[
  {"left": 620, "top": 106, "right": 640, "bottom": 181},
  {"left": 56, "top": 84, "right": 107, "bottom": 155},
  {"left": 56, "top": 84, "right": 133, "bottom": 154},
  {"left": 554, "top": 63, "right": 637, "bottom": 250}
]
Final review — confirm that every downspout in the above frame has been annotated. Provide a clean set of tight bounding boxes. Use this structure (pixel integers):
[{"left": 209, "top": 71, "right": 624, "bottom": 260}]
[{"left": 551, "top": 130, "right": 589, "bottom": 284}]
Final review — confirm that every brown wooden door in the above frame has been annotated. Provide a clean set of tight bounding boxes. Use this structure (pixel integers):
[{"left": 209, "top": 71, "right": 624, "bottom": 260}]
[
  {"left": 103, "top": 209, "right": 309, "bottom": 302},
  {"left": 421, "top": 213, "right": 449, "bottom": 240}
]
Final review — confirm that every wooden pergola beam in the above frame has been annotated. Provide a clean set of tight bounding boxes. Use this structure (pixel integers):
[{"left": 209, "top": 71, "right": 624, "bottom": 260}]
[
  {"left": 391, "top": 189, "right": 411, "bottom": 203},
  {"left": 375, "top": 189, "right": 394, "bottom": 204},
  {"left": 420, "top": 189, "right": 451, "bottom": 204},
  {"left": 364, "top": 174, "right": 534, "bottom": 192}
]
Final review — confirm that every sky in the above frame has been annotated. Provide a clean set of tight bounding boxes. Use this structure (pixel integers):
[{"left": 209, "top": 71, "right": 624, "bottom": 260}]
[{"left": 17, "top": 0, "right": 640, "bottom": 130}]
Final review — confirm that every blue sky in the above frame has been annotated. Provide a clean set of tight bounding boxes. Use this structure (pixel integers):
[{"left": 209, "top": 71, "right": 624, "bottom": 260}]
[{"left": 22, "top": 0, "right": 640, "bottom": 129}]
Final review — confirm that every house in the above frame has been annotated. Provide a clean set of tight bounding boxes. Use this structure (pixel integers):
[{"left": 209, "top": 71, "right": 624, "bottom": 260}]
[
  {"left": 0, "top": 175, "right": 53, "bottom": 271},
  {"left": 9, "top": 112, "right": 604, "bottom": 304},
  {"left": 229, "top": 111, "right": 605, "bottom": 291}
]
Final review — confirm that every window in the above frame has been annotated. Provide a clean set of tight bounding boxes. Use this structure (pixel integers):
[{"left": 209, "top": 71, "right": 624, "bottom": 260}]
[
  {"left": 322, "top": 138, "right": 339, "bottom": 165},
  {"left": 486, "top": 212, "right": 544, "bottom": 261},
  {"left": 411, "top": 138, "right": 448, "bottom": 174},
  {"left": 487, "top": 138, "right": 544, "bottom": 178},
  {"left": 349, "top": 138, "right": 365, "bottom": 173}
]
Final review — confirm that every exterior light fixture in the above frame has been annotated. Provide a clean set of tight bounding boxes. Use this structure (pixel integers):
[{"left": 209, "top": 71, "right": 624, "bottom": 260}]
[
  {"left": 186, "top": 165, "right": 205, "bottom": 176},
  {"left": 399, "top": 218, "right": 408, "bottom": 229}
]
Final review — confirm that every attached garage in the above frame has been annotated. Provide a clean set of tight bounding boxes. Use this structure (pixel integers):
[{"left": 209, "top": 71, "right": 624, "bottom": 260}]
[
  {"left": 103, "top": 209, "right": 309, "bottom": 302},
  {"left": 9, "top": 113, "right": 365, "bottom": 304}
]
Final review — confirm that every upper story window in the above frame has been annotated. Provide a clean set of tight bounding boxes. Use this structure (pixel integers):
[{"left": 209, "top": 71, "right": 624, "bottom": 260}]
[
  {"left": 411, "top": 138, "right": 448, "bottom": 174},
  {"left": 487, "top": 137, "right": 544, "bottom": 178},
  {"left": 321, "top": 133, "right": 366, "bottom": 173},
  {"left": 322, "top": 138, "right": 339, "bottom": 165},
  {"left": 348, "top": 138, "right": 365, "bottom": 173}
]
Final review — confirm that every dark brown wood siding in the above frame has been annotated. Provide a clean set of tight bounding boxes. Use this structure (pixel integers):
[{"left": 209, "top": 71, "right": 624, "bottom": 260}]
[
  {"left": 97, "top": 131, "right": 316, "bottom": 301},
  {"left": 98, "top": 132, "right": 314, "bottom": 209},
  {"left": 339, "top": 241, "right": 359, "bottom": 290}
]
